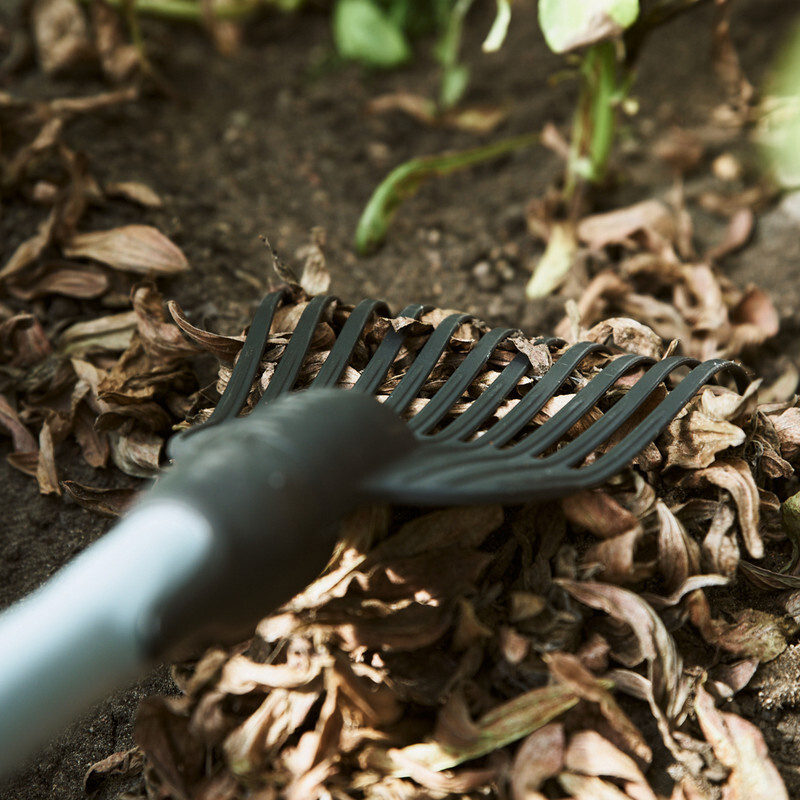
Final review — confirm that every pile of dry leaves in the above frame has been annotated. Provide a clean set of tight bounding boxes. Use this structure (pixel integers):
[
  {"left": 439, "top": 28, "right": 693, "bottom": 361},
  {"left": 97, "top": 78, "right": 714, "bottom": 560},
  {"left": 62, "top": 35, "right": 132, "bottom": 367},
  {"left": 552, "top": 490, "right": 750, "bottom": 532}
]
[{"left": 74, "top": 229, "right": 800, "bottom": 800}]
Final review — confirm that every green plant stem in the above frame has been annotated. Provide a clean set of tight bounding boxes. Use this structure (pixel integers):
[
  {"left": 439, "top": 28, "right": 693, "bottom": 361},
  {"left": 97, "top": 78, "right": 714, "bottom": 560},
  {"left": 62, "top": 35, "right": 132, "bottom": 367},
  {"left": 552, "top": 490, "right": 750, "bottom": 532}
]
[
  {"left": 355, "top": 132, "right": 538, "bottom": 254},
  {"left": 564, "top": 40, "right": 619, "bottom": 203},
  {"left": 78, "top": 0, "right": 260, "bottom": 23}
]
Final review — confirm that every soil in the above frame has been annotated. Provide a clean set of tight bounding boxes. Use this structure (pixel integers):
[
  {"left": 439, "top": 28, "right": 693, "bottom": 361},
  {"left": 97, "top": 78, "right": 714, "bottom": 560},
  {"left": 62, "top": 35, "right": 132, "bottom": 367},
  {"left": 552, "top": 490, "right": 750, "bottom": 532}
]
[{"left": 1, "top": 0, "right": 799, "bottom": 797}]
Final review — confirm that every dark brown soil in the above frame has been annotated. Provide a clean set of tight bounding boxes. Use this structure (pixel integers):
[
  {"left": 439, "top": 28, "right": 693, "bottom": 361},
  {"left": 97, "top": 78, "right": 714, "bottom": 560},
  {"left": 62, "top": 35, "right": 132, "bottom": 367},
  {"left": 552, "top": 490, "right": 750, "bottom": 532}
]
[{"left": 1, "top": 0, "right": 799, "bottom": 797}]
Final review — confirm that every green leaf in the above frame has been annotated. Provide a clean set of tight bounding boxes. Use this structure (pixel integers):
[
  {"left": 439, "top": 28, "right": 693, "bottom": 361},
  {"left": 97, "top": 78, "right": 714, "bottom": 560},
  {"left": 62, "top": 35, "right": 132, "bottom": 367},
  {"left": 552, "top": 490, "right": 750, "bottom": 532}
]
[
  {"left": 355, "top": 133, "right": 538, "bottom": 254},
  {"left": 538, "top": 0, "right": 639, "bottom": 54},
  {"left": 333, "top": 0, "right": 411, "bottom": 68},
  {"left": 482, "top": 0, "right": 511, "bottom": 53}
]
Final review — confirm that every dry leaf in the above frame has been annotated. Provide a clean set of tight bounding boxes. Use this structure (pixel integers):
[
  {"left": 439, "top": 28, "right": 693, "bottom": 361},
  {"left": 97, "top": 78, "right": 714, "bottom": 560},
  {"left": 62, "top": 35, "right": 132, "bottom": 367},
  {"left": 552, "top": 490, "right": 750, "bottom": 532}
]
[
  {"left": 510, "top": 723, "right": 564, "bottom": 800},
  {"left": 105, "top": 181, "right": 163, "bottom": 207},
  {"left": 682, "top": 458, "right": 762, "bottom": 558},
  {"left": 32, "top": 0, "right": 94, "bottom": 75},
  {"left": 694, "top": 685, "right": 787, "bottom": 799},
  {"left": 64, "top": 225, "right": 189, "bottom": 275}
]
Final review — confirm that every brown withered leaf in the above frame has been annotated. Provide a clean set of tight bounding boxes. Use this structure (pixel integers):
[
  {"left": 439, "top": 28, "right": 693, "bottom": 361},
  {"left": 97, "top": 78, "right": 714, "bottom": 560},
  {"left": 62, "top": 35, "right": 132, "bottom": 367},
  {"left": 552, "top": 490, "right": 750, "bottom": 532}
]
[
  {"left": 105, "top": 181, "right": 162, "bottom": 207},
  {"left": 0, "top": 394, "right": 38, "bottom": 452},
  {"left": 132, "top": 284, "right": 201, "bottom": 361},
  {"left": 771, "top": 406, "right": 800, "bottom": 463},
  {"left": 32, "top": 0, "right": 94, "bottom": 74},
  {"left": 682, "top": 457, "right": 762, "bottom": 558},
  {"left": 7, "top": 261, "right": 109, "bottom": 301},
  {"left": 557, "top": 580, "right": 682, "bottom": 719},
  {"left": 510, "top": 723, "right": 565, "bottom": 800},
  {"left": 64, "top": 225, "right": 190, "bottom": 275},
  {"left": 83, "top": 747, "right": 143, "bottom": 797},
  {"left": 36, "top": 418, "right": 60, "bottom": 495},
  {"left": 61, "top": 480, "right": 138, "bottom": 517},
  {"left": 0, "top": 211, "right": 57, "bottom": 282},
  {"left": 168, "top": 300, "right": 245, "bottom": 362},
  {"left": 704, "top": 207, "right": 754, "bottom": 262},
  {"left": 694, "top": 685, "right": 788, "bottom": 800},
  {"left": 687, "top": 590, "right": 790, "bottom": 662},
  {"left": 91, "top": 1, "right": 140, "bottom": 83},
  {"left": 656, "top": 501, "right": 701, "bottom": 591},
  {"left": 577, "top": 199, "right": 677, "bottom": 255},
  {"left": 108, "top": 428, "right": 162, "bottom": 478},
  {"left": 585, "top": 318, "right": 665, "bottom": 359},
  {"left": 661, "top": 404, "right": 746, "bottom": 470},
  {"left": 135, "top": 697, "right": 205, "bottom": 800},
  {"left": 562, "top": 490, "right": 639, "bottom": 540},
  {"left": 547, "top": 652, "right": 652, "bottom": 764},
  {"left": 367, "top": 91, "right": 509, "bottom": 134},
  {"left": 564, "top": 730, "right": 654, "bottom": 796},
  {"left": 361, "top": 680, "right": 589, "bottom": 776}
]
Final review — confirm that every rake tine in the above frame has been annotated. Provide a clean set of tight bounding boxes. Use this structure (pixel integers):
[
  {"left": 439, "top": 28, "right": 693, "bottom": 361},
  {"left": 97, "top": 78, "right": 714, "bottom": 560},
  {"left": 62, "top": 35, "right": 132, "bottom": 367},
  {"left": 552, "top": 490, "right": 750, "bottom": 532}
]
[
  {"left": 466, "top": 341, "right": 609, "bottom": 448},
  {"left": 353, "top": 303, "right": 427, "bottom": 395},
  {"left": 540, "top": 355, "right": 702, "bottom": 468},
  {"left": 310, "top": 298, "right": 389, "bottom": 389},
  {"left": 511, "top": 353, "right": 655, "bottom": 457},
  {"left": 259, "top": 295, "right": 337, "bottom": 404},
  {"left": 408, "top": 327, "right": 518, "bottom": 434},
  {"left": 383, "top": 312, "right": 471, "bottom": 415},
  {"left": 577, "top": 358, "right": 748, "bottom": 480},
  {"left": 166, "top": 289, "right": 286, "bottom": 458},
  {"left": 432, "top": 352, "right": 531, "bottom": 442}
]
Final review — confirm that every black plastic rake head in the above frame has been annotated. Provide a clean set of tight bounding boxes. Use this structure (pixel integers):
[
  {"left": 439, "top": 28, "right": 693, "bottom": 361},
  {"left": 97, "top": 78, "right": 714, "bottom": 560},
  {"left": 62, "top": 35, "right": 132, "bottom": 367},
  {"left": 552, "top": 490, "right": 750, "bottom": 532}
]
[{"left": 169, "top": 288, "right": 749, "bottom": 506}]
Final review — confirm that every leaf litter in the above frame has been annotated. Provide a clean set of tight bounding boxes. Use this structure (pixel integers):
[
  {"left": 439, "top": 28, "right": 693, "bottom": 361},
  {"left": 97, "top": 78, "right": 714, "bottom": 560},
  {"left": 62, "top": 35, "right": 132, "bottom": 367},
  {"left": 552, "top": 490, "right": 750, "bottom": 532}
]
[
  {"left": 67, "top": 232, "right": 800, "bottom": 799},
  {"left": 2, "top": 7, "right": 798, "bottom": 796}
]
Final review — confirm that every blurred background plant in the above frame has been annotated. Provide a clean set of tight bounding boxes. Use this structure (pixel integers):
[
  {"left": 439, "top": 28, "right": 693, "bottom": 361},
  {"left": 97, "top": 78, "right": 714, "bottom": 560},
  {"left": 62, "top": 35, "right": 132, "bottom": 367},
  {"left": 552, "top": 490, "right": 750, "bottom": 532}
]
[{"left": 758, "top": 21, "right": 800, "bottom": 189}]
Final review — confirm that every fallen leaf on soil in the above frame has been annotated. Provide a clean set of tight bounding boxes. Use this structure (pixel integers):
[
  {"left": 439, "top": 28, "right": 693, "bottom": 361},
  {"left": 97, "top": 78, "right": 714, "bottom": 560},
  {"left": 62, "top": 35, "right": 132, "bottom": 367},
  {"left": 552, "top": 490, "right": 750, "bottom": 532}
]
[
  {"left": 83, "top": 747, "right": 143, "bottom": 796},
  {"left": 361, "top": 680, "right": 589, "bottom": 776},
  {"left": 367, "top": 91, "right": 509, "bottom": 133},
  {"left": 526, "top": 221, "right": 577, "bottom": 299},
  {"left": 0, "top": 395, "right": 38, "bottom": 452},
  {"left": 36, "top": 418, "right": 60, "bottom": 495},
  {"left": 7, "top": 261, "right": 110, "bottom": 301},
  {"left": 704, "top": 207, "right": 754, "bottom": 262},
  {"left": 661, "top": 405, "right": 745, "bottom": 470},
  {"left": 687, "top": 590, "right": 790, "bottom": 662},
  {"left": 62, "top": 481, "right": 138, "bottom": 517},
  {"left": 91, "top": 1, "right": 140, "bottom": 83},
  {"left": 557, "top": 580, "right": 682, "bottom": 719},
  {"left": 64, "top": 225, "right": 189, "bottom": 275},
  {"left": 564, "top": 730, "right": 654, "bottom": 796},
  {"left": 32, "top": 0, "right": 94, "bottom": 75},
  {"left": 510, "top": 723, "right": 564, "bottom": 800},
  {"left": 105, "top": 181, "right": 163, "bottom": 207},
  {"left": 59, "top": 312, "right": 138, "bottom": 356},
  {"left": 577, "top": 199, "right": 677, "bottom": 255},
  {"left": 694, "top": 684, "right": 787, "bottom": 799},
  {"left": 682, "top": 458, "right": 762, "bottom": 558}
]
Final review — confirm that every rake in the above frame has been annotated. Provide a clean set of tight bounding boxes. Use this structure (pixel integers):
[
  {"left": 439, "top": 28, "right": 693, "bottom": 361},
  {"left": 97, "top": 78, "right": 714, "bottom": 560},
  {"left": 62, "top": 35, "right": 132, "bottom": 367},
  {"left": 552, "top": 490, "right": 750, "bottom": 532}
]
[{"left": 0, "top": 289, "right": 747, "bottom": 776}]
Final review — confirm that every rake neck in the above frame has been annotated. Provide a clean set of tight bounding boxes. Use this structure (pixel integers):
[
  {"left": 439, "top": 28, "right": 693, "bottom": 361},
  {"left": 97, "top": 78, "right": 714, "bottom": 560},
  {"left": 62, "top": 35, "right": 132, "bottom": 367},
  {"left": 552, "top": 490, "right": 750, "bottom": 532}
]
[{"left": 140, "top": 388, "right": 416, "bottom": 658}]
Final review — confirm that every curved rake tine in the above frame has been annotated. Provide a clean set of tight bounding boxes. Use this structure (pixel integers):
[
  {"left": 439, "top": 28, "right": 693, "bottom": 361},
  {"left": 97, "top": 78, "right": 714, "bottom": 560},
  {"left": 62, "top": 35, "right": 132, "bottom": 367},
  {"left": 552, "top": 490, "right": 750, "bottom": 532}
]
[
  {"left": 408, "top": 327, "right": 518, "bottom": 434},
  {"left": 510, "top": 353, "right": 655, "bottom": 457},
  {"left": 383, "top": 313, "right": 471, "bottom": 415},
  {"left": 432, "top": 352, "right": 531, "bottom": 442},
  {"left": 540, "top": 355, "right": 701, "bottom": 468},
  {"left": 577, "top": 358, "right": 748, "bottom": 481},
  {"left": 430, "top": 336, "right": 562, "bottom": 443},
  {"left": 166, "top": 289, "right": 286, "bottom": 458},
  {"left": 465, "top": 341, "right": 609, "bottom": 448},
  {"left": 353, "top": 303, "right": 427, "bottom": 395},
  {"left": 259, "top": 295, "right": 337, "bottom": 404},
  {"left": 310, "top": 298, "right": 389, "bottom": 389}
]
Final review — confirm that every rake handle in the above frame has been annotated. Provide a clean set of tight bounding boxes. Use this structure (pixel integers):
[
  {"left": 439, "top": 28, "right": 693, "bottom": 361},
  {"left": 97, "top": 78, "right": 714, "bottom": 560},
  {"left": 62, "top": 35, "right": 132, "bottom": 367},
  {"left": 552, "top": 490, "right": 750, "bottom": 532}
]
[{"left": 0, "top": 389, "right": 415, "bottom": 778}]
